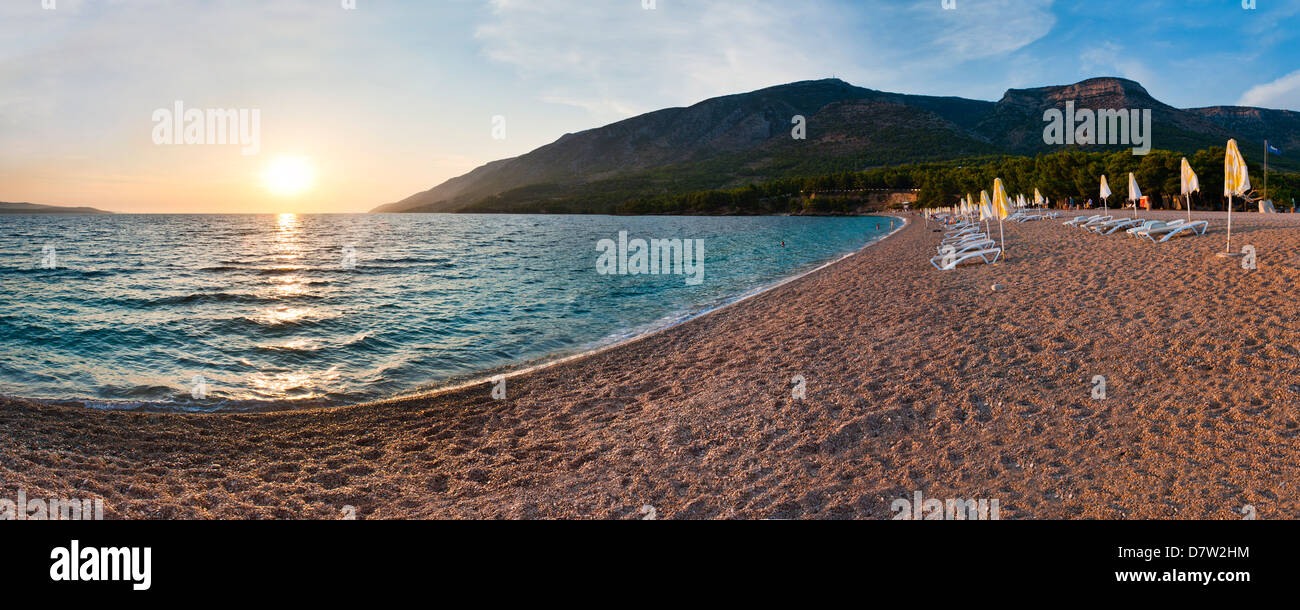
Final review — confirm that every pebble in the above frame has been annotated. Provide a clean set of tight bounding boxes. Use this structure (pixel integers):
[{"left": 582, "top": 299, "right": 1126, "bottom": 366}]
[{"left": 991, "top": 283, "right": 1003, "bottom": 292}]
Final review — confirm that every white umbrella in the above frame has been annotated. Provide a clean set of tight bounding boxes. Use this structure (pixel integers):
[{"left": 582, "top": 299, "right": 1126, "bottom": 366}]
[
  {"left": 1127, "top": 172, "right": 1142, "bottom": 218},
  {"left": 1100, "top": 174, "right": 1111, "bottom": 212}
]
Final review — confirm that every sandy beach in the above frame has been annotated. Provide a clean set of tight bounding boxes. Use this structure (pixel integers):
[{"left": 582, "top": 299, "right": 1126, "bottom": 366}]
[{"left": 4, "top": 209, "right": 1300, "bottom": 519}]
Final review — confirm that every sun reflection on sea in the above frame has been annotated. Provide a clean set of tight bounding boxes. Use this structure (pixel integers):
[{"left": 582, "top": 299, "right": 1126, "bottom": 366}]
[
  {"left": 247, "top": 366, "right": 340, "bottom": 400},
  {"left": 259, "top": 306, "right": 312, "bottom": 325},
  {"left": 274, "top": 274, "right": 310, "bottom": 298},
  {"left": 274, "top": 213, "right": 300, "bottom": 260}
]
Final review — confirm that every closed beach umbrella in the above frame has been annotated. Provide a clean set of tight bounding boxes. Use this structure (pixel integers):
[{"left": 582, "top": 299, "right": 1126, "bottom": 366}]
[
  {"left": 1180, "top": 157, "right": 1199, "bottom": 223},
  {"left": 978, "top": 192, "right": 992, "bottom": 233},
  {"left": 1034, "top": 188, "right": 1044, "bottom": 209},
  {"left": 1127, "top": 172, "right": 1142, "bottom": 218},
  {"left": 1099, "top": 174, "right": 1111, "bottom": 212},
  {"left": 1224, "top": 139, "right": 1251, "bottom": 253},
  {"left": 992, "top": 178, "right": 1010, "bottom": 252}
]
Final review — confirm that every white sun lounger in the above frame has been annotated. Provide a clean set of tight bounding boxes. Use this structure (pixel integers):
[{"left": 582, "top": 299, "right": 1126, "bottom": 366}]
[
  {"left": 1139, "top": 220, "right": 1208, "bottom": 242},
  {"left": 942, "top": 231, "right": 988, "bottom": 245},
  {"left": 937, "top": 238, "right": 995, "bottom": 254},
  {"left": 930, "top": 247, "right": 1002, "bottom": 270},
  {"left": 1126, "top": 219, "right": 1182, "bottom": 237},
  {"left": 1125, "top": 219, "right": 1165, "bottom": 236},
  {"left": 1092, "top": 218, "right": 1143, "bottom": 234},
  {"left": 1064, "top": 215, "right": 1101, "bottom": 226},
  {"left": 941, "top": 237, "right": 991, "bottom": 252},
  {"left": 1080, "top": 215, "right": 1113, "bottom": 228}
]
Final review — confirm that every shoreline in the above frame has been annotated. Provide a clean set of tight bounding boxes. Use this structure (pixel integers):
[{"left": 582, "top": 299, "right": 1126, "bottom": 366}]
[
  {"left": 360, "top": 214, "right": 910, "bottom": 410},
  {"left": 6, "top": 209, "right": 1300, "bottom": 519}
]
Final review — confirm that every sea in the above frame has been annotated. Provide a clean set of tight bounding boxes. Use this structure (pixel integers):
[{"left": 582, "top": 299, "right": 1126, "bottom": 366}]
[{"left": 0, "top": 213, "right": 896, "bottom": 411}]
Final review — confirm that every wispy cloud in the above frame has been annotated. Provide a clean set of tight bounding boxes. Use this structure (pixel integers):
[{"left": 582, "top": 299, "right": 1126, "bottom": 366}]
[
  {"left": 1238, "top": 69, "right": 1300, "bottom": 109},
  {"left": 474, "top": 0, "right": 1056, "bottom": 121}
]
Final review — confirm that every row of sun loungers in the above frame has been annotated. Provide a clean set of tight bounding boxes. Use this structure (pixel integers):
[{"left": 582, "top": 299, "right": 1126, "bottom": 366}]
[
  {"left": 1009, "top": 211, "right": 1060, "bottom": 223},
  {"left": 926, "top": 209, "right": 1211, "bottom": 272},
  {"left": 1062, "top": 215, "right": 1208, "bottom": 242}
]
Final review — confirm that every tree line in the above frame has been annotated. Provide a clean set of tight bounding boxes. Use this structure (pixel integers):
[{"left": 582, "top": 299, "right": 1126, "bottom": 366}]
[{"left": 609, "top": 147, "right": 1298, "bottom": 215}]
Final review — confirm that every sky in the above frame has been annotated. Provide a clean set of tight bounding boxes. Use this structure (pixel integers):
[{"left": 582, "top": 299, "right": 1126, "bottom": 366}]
[{"left": 2, "top": 0, "right": 1299, "bottom": 213}]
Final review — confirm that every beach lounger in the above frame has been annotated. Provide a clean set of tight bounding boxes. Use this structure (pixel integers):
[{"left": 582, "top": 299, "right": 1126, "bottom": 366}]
[
  {"left": 1014, "top": 214, "right": 1043, "bottom": 222},
  {"left": 1126, "top": 219, "right": 1181, "bottom": 237},
  {"left": 937, "top": 238, "right": 995, "bottom": 254},
  {"left": 1080, "top": 215, "right": 1113, "bottom": 228},
  {"left": 1140, "top": 220, "right": 1208, "bottom": 242},
  {"left": 1092, "top": 218, "right": 1143, "bottom": 234},
  {"left": 1063, "top": 215, "right": 1101, "bottom": 226},
  {"left": 930, "top": 246, "right": 1002, "bottom": 270},
  {"left": 941, "top": 238, "right": 991, "bottom": 252},
  {"left": 941, "top": 231, "right": 987, "bottom": 245}
]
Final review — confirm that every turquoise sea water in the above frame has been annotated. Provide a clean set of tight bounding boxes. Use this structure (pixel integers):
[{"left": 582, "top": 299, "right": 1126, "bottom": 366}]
[{"left": 0, "top": 213, "right": 895, "bottom": 411}]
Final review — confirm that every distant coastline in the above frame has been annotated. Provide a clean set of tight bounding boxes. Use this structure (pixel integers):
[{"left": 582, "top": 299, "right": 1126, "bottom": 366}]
[{"left": 0, "top": 202, "right": 113, "bottom": 214}]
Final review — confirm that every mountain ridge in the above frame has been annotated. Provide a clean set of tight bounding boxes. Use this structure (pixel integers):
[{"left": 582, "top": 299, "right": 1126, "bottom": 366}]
[
  {"left": 374, "top": 77, "right": 1299, "bottom": 213},
  {"left": 0, "top": 202, "right": 113, "bottom": 214}
]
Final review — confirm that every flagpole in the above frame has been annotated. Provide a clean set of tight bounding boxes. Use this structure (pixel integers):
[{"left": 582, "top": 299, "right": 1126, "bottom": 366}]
[{"left": 1264, "top": 140, "right": 1269, "bottom": 203}]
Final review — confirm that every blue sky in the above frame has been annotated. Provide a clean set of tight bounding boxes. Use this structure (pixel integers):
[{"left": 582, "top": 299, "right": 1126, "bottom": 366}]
[{"left": 2, "top": 0, "right": 1299, "bottom": 212}]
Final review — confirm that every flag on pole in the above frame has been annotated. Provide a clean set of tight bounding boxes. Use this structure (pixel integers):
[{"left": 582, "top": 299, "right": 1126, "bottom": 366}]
[{"left": 1268, "top": 142, "right": 1283, "bottom": 155}]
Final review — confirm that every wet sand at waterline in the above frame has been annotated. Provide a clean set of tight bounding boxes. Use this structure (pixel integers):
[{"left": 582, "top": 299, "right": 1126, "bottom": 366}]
[{"left": 4, "top": 209, "right": 1300, "bottom": 519}]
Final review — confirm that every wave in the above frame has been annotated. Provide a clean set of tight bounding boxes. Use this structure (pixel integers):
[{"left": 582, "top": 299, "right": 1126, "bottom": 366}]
[
  {"left": 0, "top": 267, "right": 123, "bottom": 279},
  {"left": 111, "top": 291, "right": 326, "bottom": 308}
]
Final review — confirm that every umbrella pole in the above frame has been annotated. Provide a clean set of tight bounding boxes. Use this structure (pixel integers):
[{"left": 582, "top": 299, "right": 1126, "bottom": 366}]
[
  {"left": 1186, "top": 193, "right": 1191, "bottom": 224},
  {"left": 998, "top": 217, "right": 1005, "bottom": 253},
  {"left": 1226, "top": 195, "right": 1233, "bottom": 253}
]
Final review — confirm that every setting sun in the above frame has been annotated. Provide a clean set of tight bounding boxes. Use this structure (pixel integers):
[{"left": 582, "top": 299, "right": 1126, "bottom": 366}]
[{"left": 263, "top": 156, "right": 316, "bottom": 197}]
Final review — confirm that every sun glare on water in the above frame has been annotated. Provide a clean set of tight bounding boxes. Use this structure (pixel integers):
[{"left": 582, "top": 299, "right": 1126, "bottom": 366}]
[{"left": 263, "top": 156, "right": 316, "bottom": 197}]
